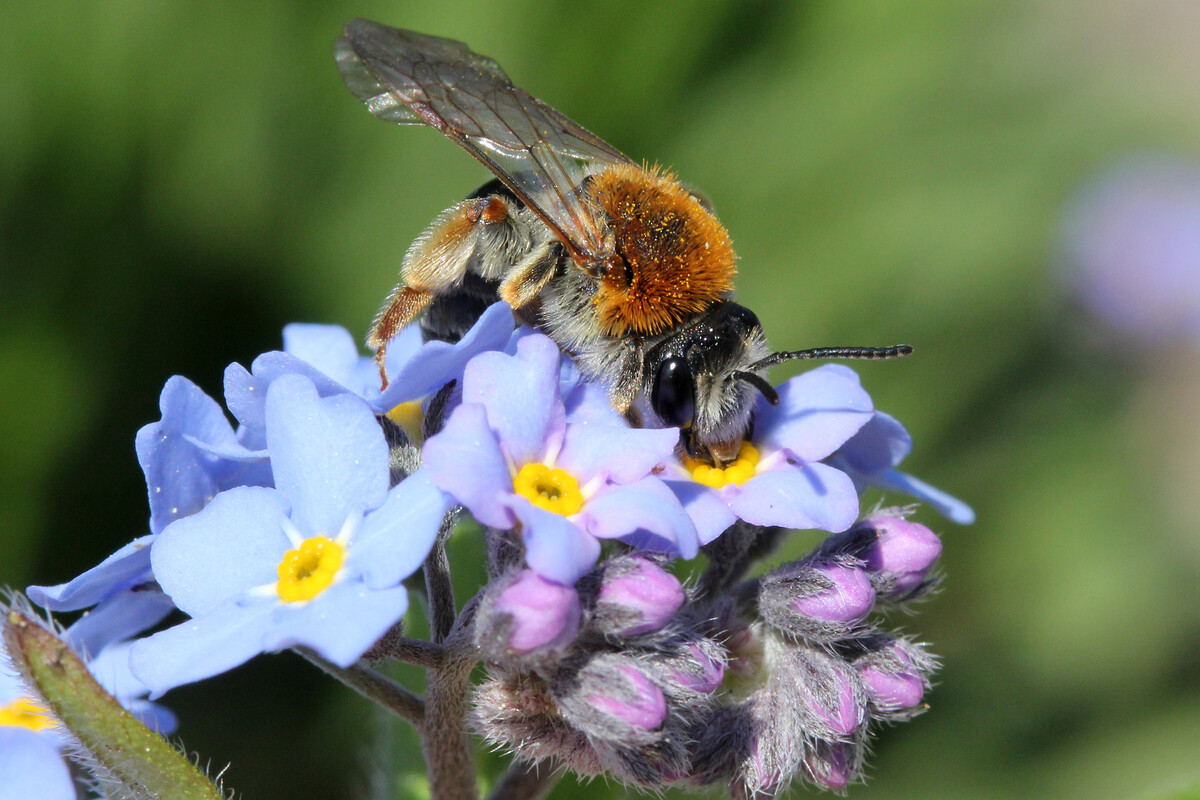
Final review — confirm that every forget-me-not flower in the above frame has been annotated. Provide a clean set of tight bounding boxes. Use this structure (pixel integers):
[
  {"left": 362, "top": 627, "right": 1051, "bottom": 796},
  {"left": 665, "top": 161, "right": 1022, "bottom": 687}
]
[
  {"left": 665, "top": 364, "right": 874, "bottom": 545},
  {"left": 423, "top": 334, "right": 698, "bottom": 585},
  {"left": 130, "top": 374, "right": 450, "bottom": 696}
]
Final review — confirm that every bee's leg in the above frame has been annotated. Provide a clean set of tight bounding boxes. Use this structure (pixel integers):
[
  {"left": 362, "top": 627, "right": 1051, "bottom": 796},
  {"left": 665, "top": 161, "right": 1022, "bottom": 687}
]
[
  {"left": 368, "top": 196, "right": 514, "bottom": 387},
  {"left": 498, "top": 241, "right": 563, "bottom": 309},
  {"left": 369, "top": 286, "right": 434, "bottom": 387},
  {"left": 608, "top": 338, "right": 644, "bottom": 413}
]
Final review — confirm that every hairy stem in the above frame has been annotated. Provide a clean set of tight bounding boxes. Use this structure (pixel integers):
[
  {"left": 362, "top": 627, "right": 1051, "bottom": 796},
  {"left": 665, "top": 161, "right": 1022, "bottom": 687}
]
[
  {"left": 487, "top": 759, "right": 563, "bottom": 800},
  {"left": 425, "top": 511, "right": 460, "bottom": 644},
  {"left": 421, "top": 626, "right": 480, "bottom": 800},
  {"left": 695, "top": 521, "right": 782, "bottom": 601},
  {"left": 298, "top": 649, "right": 425, "bottom": 728},
  {"left": 363, "top": 625, "right": 444, "bottom": 668}
]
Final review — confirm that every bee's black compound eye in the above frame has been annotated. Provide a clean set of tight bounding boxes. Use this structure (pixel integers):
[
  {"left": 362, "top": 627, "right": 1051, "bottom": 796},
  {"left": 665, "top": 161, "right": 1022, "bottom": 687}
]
[{"left": 651, "top": 357, "right": 696, "bottom": 429}]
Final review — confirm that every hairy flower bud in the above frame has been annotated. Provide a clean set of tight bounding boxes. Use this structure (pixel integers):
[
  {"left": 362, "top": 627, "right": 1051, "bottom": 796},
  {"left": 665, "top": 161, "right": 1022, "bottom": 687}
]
[
  {"left": 566, "top": 658, "right": 667, "bottom": 735},
  {"left": 550, "top": 651, "right": 703, "bottom": 786},
  {"left": 859, "top": 514, "right": 942, "bottom": 601},
  {"left": 592, "top": 556, "right": 685, "bottom": 637},
  {"left": 803, "top": 740, "right": 861, "bottom": 791},
  {"left": 791, "top": 647, "right": 864, "bottom": 739},
  {"left": 848, "top": 635, "right": 937, "bottom": 720},
  {"left": 476, "top": 570, "right": 581, "bottom": 665},
  {"left": 661, "top": 640, "right": 726, "bottom": 695},
  {"left": 472, "top": 672, "right": 603, "bottom": 775},
  {"left": 759, "top": 558, "right": 875, "bottom": 640}
]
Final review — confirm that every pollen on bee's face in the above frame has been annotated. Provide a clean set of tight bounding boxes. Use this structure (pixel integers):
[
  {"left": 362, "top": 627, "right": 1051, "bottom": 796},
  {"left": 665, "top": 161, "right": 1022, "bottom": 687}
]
[{"left": 513, "top": 463, "right": 584, "bottom": 516}]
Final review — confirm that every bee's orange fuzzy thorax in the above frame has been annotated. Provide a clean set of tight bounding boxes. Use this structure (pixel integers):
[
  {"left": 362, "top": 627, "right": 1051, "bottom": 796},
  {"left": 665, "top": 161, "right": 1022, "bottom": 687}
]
[{"left": 588, "top": 164, "right": 736, "bottom": 336}]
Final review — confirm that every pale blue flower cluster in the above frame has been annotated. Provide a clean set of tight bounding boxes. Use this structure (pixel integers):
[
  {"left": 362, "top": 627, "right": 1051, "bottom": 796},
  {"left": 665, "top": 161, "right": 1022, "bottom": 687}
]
[{"left": 9, "top": 301, "right": 972, "bottom": 796}]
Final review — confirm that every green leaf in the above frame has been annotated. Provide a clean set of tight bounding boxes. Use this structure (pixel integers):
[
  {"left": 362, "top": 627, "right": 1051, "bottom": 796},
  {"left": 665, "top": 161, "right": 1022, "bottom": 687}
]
[{"left": 2, "top": 609, "right": 228, "bottom": 800}]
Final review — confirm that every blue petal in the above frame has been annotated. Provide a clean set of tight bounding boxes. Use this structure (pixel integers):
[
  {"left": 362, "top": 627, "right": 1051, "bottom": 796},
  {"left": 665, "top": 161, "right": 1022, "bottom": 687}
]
[
  {"left": 62, "top": 587, "right": 175, "bottom": 658},
  {"left": 225, "top": 350, "right": 363, "bottom": 442},
  {"left": 755, "top": 365, "right": 874, "bottom": 463},
  {"left": 503, "top": 496, "right": 601, "bottom": 585},
  {"left": 868, "top": 468, "right": 976, "bottom": 525},
  {"left": 281, "top": 324, "right": 361, "bottom": 387},
  {"left": 284, "top": 322, "right": 417, "bottom": 403},
  {"left": 265, "top": 374, "right": 389, "bottom": 536},
  {"left": 727, "top": 462, "right": 860, "bottom": 532},
  {"left": 183, "top": 434, "right": 268, "bottom": 463},
  {"left": 87, "top": 641, "right": 149, "bottom": 702},
  {"left": 352, "top": 470, "right": 451, "bottom": 589},
  {"left": 137, "top": 376, "right": 260, "bottom": 534},
  {"left": 261, "top": 580, "right": 410, "bottom": 667},
  {"left": 462, "top": 334, "right": 562, "bottom": 465},
  {"left": 834, "top": 411, "right": 912, "bottom": 474},
  {"left": 422, "top": 403, "right": 514, "bottom": 529},
  {"left": 580, "top": 477, "right": 700, "bottom": 558},
  {"left": 223, "top": 361, "right": 268, "bottom": 434},
  {"left": 557, "top": 420, "right": 678, "bottom": 484},
  {"left": 563, "top": 380, "right": 622, "bottom": 425},
  {"left": 0, "top": 728, "right": 74, "bottom": 800},
  {"left": 28, "top": 535, "right": 154, "bottom": 611},
  {"left": 0, "top": 661, "right": 23, "bottom": 703},
  {"left": 129, "top": 595, "right": 276, "bottom": 698},
  {"left": 151, "top": 486, "right": 289, "bottom": 617},
  {"left": 374, "top": 301, "right": 515, "bottom": 409},
  {"left": 666, "top": 479, "right": 739, "bottom": 545}
]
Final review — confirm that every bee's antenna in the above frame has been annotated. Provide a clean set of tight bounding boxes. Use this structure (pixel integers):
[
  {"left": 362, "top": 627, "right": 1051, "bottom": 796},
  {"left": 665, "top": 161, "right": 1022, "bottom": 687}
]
[
  {"left": 732, "top": 370, "right": 780, "bottom": 405},
  {"left": 748, "top": 344, "right": 913, "bottom": 372}
]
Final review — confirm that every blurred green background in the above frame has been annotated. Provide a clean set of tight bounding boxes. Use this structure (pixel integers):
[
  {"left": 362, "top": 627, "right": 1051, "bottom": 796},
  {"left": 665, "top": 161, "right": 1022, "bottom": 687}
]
[{"left": 3, "top": 1, "right": 1199, "bottom": 798}]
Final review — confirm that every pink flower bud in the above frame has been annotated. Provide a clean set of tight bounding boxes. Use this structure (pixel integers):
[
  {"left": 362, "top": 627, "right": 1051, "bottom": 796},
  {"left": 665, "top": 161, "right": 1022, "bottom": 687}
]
[
  {"left": 801, "top": 662, "right": 862, "bottom": 737},
  {"left": 491, "top": 570, "right": 581, "bottom": 653},
  {"left": 860, "top": 515, "right": 941, "bottom": 599},
  {"left": 804, "top": 741, "right": 856, "bottom": 790},
  {"left": 666, "top": 642, "right": 725, "bottom": 694},
  {"left": 596, "top": 557, "right": 685, "bottom": 637},
  {"left": 587, "top": 664, "right": 667, "bottom": 731},
  {"left": 855, "top": 638, "right": 930, "bottom": 713},
  {"left": 792, "top": 563, "right": 875, "bottom": 626}
]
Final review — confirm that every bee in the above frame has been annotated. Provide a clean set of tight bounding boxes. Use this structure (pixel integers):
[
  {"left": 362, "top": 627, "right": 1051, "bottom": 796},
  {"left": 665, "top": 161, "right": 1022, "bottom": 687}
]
[{"left": 335, "top": 19, "right": 910, "bottom": 466}]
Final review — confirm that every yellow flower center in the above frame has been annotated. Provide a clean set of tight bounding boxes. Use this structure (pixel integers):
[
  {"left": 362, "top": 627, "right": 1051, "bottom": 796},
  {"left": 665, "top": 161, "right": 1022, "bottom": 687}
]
[
  {"left": 386, "top": 400, "right": 425, "bottom": 445},
  {"left": 276, "top": 536, "right": 345, "bottom": 603},
  {"left": 0, "top": 697, "right": 53, "bottom": 732},
  {"left": 685, "top": 443, "right": 760, "bottom": 488},
  {"left": 513, "top": 463, "right": 584, "bottom": 516}
]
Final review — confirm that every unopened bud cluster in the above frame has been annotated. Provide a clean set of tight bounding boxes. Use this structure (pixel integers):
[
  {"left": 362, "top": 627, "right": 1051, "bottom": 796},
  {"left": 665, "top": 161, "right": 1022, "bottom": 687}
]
[
  {"left": 473, "top": 510, "right": 942, "bottom": 795},
  {"left": 474, "top": 553, "right": 724, "bottom": 782}
]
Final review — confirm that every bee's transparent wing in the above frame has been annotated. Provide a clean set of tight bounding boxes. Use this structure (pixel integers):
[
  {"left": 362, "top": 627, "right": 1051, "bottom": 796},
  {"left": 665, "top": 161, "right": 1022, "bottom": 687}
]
[{"left": 336, "top": 19, "right": 632, "bottom": 262}]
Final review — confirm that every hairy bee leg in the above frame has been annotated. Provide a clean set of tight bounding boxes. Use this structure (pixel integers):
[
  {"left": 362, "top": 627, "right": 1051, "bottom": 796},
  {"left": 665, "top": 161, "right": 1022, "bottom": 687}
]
[
  {"left": 369, "top": 286, "right": 435, "bottom": 388},
  {"left": 498, "top": 241, "right": 562, "bottom": 309},
  {"left": 608, "top": 338, "right": 644, "bottom": 412},
  {"left": 367, "top": 195, "right": 516, "bottom": 387}
]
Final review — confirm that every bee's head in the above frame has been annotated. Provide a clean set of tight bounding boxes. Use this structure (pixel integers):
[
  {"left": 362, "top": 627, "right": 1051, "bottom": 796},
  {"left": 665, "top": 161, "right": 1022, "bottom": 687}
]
[
  {"left": 645, "top": 301, "right": 771, "bottom": 467},
  {"left": 643, "top": 303, "right": 913, "bottom": 467}
]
